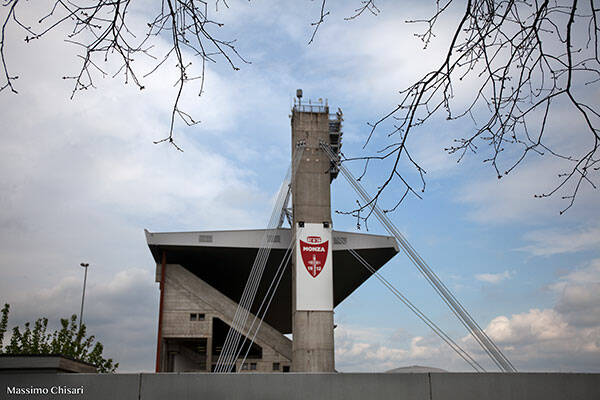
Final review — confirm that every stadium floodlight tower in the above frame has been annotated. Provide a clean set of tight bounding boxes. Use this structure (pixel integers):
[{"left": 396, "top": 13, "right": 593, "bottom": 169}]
[
  {"left": 291, "top": 89, "right": 342, "bottom": 372},
  {"left": 145, "top": 89, "right": 398, "bottom": 374}
]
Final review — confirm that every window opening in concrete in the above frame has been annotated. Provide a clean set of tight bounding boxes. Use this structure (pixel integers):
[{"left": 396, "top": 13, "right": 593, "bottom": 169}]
[
  {"left": 273, "top": 362, "right": 280, "bottom": 371},
  {"left": 211, "top": 317, "right": 263, "bottom": 360},
  {"left": 267, "top": 234, "right": 281, "bottom": 243},
  {"left": 164, "top": 338, "right": 208, "bottom": 372},
  {"left": 283, "top": 366, "right": 290, "bottom": 372},
  {"left": 250, "top": 363, "right": 257, "bottom": 370},
  {"left": 190, "top": 313, "right": 205, "bottom": 322},
  {"left": 198, "top": 235, "right": 213, "bottom": 243}
]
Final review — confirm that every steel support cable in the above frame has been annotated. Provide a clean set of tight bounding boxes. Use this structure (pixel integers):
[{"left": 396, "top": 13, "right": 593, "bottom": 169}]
[
  {"left": 332, "top": 147, "right": 514, "bottom": 372},
  {"left": 388, "top": 228, "right": 514, "bottom": 372},
  {"left": 316, "top": 143, "right": 502, "bottom": 370},
  {"left": 278, "top": 185, "right": 293, "bottom": 228},
  {"left": 320, "top": 142, "right": 516, "bottom": 372},
  {"left": 334, "top": 150, "right": 506, "bottom": 372},
  {"left": 221, "top": 146, "right": 303, "bottom": 367},
  {"left": 218, "top": 147, "right": 303, "bottom": 371},
  {"left": 215, "top": 178, "right": 290, "bottom": 372},
  {"left": 386, "top": 220, "right": 514, "bottom": 372},
  {"left": 215, "top": 176, "right": 290, "bottom": 372},
  {"left": 216, "top": 225, "right": 283, "bottom": 372},
  {"left": 237, "top": 237, "right": 294, "bottom": 366},
  {"left": 215, "top": 146, "right": 305, "bottom": 372},
  {"left": 236, "top": 234, "right": 295, "bottom": 370},
  {"left": 215, "top": 235, "right": 276, "bottom": 371},
  {"left": 347, "top": 171, "right": 513, "bottom": 371},
  {"left": 345, "top": 246, "right": 485, "bottom": 372},
  {"left": 218, "top": 222, "right": 280, "bottom": 371}
]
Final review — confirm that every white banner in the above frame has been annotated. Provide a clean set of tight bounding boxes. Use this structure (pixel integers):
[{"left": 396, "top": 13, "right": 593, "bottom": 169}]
[{"left": 295, "top": 223, "right": 333, "bottom": 311}]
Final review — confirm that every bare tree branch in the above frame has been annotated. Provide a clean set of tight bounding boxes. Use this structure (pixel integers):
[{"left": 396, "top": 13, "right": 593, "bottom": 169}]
[
  {"left": 1, "top": 0, "right": 249, "bottom": 150},
  {"left": 343, "top": 0, "right": 599, "bottom": 218},
  {"left": 309, "top": 0, "right": 330, "bottom": 45},
  {"left": 2, "top": 0, "right": 598, "bottom": 216}
]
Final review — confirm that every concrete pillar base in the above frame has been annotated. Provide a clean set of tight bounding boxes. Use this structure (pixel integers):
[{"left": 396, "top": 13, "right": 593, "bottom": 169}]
[{"left": 292, "top": 310, "right": 335, "bottom": 372}]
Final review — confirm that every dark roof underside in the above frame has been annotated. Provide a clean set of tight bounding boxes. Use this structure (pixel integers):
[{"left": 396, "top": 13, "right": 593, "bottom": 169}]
[{"left": 149, "top": 245, "right": 397, "bottom": 334}]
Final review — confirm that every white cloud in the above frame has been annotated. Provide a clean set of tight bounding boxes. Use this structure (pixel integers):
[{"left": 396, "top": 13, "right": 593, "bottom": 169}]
[
  {"left": 484, "top": 309, "right": 570, "bottom": 344},
  {"left": 518, "top": 225, "right": 600, "bottom": 256},
  {"left": 551, "top": 258, "right": 600, "bottom": 287},
  {"left": 335, "top": 325, "right": 437, "bottom": 372},
  {"left": 335, "top": 324, "right": 469, "bottom": 372},
  {"left": 463, "top": 259, "right": 600, "bottom": 371},
  {"left": 2, "top": 268, "right": 158, "bottom": 372},
  {"left": 336, "top": 259, "right": 600, "bottom": 372},
  {"left": 0, "top": 3, "right": 286, "bottom": 373},
  {"left": 475, "top": 270, "right": 513, "bottom": 284},
  {"left": 0, "top": 2, "right": 279, "bottom": 291},
  {"left": 550, "top": 259, "right": 600, "bottom": 328},
  {"left": 457, "top": 153, "right": 598, "bottom": 223},
  {"left": 2, "top": 1, "right": 599, "bottom": 375},
  {"left": 472, "top": 308, "right": 600, "bottom": 371},
  {"left": 306, "top": 2, "right": 465, "bottom": 109}
]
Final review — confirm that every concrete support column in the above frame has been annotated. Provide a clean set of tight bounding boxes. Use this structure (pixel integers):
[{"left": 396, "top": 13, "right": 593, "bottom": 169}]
[
  {"left": 206, "top": 335, "right": 213, "bottom": 372},
  {"left": 291, "top": 103, "right": 335, "bottom": 372},
  {"left": 292, "top": 311, "right": 335, "bottom": 371}
]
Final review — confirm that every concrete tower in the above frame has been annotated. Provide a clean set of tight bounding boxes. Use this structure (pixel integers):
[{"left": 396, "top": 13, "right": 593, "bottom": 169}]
[
  {"left": 291, "top": 90, "right": 340, "bottom": 372},
  {"left": 146, "top": 91, "right": 401, "bottom": 374}
]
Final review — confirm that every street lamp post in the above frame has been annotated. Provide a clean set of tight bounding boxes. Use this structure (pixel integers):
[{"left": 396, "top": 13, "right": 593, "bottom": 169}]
[{"left": 79, "top": 262, "right": 89, "bottom": 331}]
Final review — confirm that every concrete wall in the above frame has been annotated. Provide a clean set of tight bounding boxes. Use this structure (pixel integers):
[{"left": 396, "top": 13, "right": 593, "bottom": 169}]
[
  {"left": 1, "top": 373, "right": 598, "bottom": 400},
  {"left": 159, "top": 264, "right": 292, "bottom": 372}
]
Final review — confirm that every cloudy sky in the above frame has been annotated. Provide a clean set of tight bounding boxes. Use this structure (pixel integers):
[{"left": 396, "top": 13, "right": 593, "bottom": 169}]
[{"left": 1, "top": 1, "right": 598, "bottom": 373}]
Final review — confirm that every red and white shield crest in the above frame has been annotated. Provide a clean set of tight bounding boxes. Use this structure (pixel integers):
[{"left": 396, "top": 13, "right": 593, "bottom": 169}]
[{"left": 300, "top": 237, "right": 329, "bottom": 278}]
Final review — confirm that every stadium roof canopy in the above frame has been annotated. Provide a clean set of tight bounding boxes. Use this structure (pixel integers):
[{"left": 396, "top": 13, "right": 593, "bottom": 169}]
[{"left": 146, "top": 228, "right": 398, "bottom": 334}]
